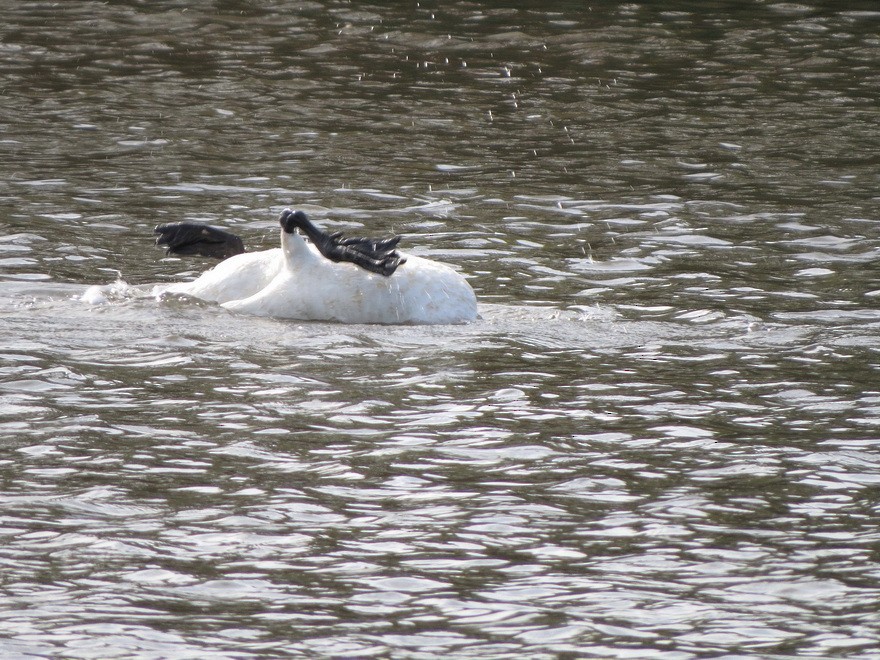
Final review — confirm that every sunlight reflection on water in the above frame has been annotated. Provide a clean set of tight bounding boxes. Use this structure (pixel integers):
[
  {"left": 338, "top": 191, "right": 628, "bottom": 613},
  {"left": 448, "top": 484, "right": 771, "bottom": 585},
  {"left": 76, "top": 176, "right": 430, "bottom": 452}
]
[{"left": 2, "top": 1, "right": 880, "bottom": 658}]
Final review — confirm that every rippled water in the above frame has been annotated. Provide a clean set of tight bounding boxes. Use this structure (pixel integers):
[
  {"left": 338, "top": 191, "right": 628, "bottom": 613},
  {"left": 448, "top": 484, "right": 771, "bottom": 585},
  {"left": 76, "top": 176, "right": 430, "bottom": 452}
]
[{"left": 2, "top": 2, "right": 880, "bottom": 658}]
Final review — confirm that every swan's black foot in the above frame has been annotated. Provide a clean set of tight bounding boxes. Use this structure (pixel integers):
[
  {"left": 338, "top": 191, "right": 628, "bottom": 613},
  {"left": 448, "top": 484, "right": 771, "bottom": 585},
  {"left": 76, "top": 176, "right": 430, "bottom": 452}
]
[
  {"left": 155, "top": 222, "right": 245, "bottom": 259},
  {"left": 280, "top": 209, "right": 406, "bottom": 277}
]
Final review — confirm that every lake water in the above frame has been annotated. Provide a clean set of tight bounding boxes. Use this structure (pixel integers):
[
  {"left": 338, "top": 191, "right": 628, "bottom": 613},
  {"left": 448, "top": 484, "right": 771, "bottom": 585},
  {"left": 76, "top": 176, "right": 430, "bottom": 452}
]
[{"left": 2, "top": 1, "right": 880, "bottom": 658}]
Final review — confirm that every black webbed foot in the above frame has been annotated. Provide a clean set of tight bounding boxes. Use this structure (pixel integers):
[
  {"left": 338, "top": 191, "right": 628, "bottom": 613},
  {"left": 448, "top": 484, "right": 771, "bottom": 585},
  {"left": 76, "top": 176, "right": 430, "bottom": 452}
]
[
  {"left": 338, "top": 234, "right": 402, "bottom": 256},
  {"left": 155, "top": 222, "right": 245, "bottom": 259},
  {"left": 279, "top": 209, "right": 406, "bottom": 277}
]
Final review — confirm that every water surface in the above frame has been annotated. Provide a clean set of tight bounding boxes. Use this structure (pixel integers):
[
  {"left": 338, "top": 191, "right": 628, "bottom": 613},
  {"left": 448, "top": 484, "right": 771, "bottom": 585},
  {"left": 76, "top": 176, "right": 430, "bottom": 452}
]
[{"left": 2, "top": 1, "right": 880, "bottom": 658}]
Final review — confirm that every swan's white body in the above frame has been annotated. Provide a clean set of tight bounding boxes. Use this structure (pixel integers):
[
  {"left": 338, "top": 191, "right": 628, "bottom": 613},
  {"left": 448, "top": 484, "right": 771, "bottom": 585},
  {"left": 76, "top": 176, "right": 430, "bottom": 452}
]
[{"left": 156, "top": 229, "right": 477, "bottom": 325}]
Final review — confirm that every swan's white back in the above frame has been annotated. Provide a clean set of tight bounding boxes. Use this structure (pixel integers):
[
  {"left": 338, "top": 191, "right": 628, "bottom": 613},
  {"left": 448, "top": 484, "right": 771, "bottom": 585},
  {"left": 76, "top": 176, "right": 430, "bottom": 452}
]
[{"left": 159, "top": 230, "right": 477, "bottom": 325}]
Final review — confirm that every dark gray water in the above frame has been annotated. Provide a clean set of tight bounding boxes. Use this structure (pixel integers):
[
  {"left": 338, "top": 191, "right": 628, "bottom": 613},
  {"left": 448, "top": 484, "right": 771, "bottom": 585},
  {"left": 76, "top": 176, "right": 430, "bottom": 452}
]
[{"left": 2, "top": 1, "right": 880, "bottom": 658}]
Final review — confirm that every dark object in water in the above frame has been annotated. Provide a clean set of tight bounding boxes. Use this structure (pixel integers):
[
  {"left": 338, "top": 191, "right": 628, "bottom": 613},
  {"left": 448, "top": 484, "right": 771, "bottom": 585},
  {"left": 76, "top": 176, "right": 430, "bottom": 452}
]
[{"left": 154, "top": 222, "right": 245, "bottom": 259}]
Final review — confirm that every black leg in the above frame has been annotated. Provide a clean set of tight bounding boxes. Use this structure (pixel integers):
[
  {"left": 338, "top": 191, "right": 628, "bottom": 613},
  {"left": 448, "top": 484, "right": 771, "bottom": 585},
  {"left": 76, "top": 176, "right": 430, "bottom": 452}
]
[
  {"left": 155, "top": 223, "right": 245, "bottom": 259},
  {"left": 280, "top": 210, "right": 406, "bottom": 277}
]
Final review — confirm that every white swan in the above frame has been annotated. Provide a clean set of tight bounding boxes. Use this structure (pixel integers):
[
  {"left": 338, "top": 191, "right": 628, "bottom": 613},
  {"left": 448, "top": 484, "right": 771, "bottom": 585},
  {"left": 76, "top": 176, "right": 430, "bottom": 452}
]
[{"left": 154, "top": 209, "right": 478, "bottom": 325}]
